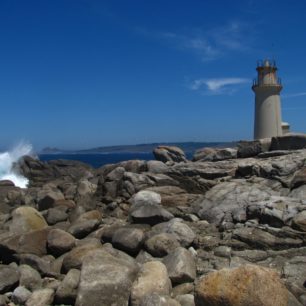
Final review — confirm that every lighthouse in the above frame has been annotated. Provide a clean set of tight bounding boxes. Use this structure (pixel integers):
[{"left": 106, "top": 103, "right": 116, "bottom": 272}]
[{"left": 252, "top": 60, "right": 283, "bottom": 139}]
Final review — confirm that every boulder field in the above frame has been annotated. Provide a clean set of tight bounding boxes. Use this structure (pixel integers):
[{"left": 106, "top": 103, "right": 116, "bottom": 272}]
[{"left": 0, "top": 135, "right": 306, "bottom": 305}]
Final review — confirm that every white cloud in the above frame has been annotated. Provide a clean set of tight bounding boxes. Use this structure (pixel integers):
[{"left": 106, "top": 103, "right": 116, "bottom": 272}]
[
  {"left": 283, "top": 92, "right": 306, "bottom": 98},
  {"left": 158, "top": 21, "right": 253, "bottom": 61},
  {"left": 190, "top": 77, "right": 250, "bottom": 94}
]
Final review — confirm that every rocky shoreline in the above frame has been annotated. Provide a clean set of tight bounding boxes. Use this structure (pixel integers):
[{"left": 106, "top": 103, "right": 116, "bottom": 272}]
[{"left": 0, "top": 135, "right": 306, "bottom": 306}]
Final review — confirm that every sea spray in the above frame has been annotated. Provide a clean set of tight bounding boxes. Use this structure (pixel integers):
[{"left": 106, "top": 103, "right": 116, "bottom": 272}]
[{"left": 0, "top": 142, "right": 33, "bottom": 188}]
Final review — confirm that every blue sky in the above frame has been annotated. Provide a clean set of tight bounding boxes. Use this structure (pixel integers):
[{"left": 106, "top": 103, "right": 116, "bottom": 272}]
[{"left": 1, "top": 0, "right": 306, "bottom": 150}]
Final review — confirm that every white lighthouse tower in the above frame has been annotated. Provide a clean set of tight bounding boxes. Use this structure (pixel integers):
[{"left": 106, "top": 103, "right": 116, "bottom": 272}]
[{"left": 252, "top": 59, "right": 283, "bottom": 139}]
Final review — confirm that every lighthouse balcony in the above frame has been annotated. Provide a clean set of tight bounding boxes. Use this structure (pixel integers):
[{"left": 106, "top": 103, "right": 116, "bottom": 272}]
[{"left": 252, "top": 77, "right": 282, "bottom": 88}]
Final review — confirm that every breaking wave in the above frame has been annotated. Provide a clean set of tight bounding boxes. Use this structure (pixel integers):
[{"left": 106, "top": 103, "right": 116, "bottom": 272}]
[{"left": 0, "top": 142, "right": 33, "bottom": 188}]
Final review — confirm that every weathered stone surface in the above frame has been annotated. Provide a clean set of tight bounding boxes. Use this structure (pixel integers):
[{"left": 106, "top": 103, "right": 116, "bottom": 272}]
[
  {"left": 175, "top": 294, "right": 195, "bottom": 306},
  {"left": 9, "top": 206, "right": 48, "bottom": 234},
  {"left": 75, "top": 248, "right": 138, "bottom": 306},
  {"left": 129, "top": 190, "right": 174, "bottom": 225},
  {"left": 237, "top": 139, "right": 270, "bottom": 158},
  {"left": 112, "top": 227, "right": 145, "bottom": 255},
  {"left": 37, "top": 188, "right": 65, "bottom": 211},
  {"left": 153, "top": 146, "right": 187, "bottom": 163},
  {"left": 150, "top": 219, "right": 195, "bottom": 247},
  {"left": 291, "top": 166, "right": 306, "bottom": 188},
  {"left": 0, "top": 227, "right": 51, "bottom": 262},
  {"left": 163, "top": 247, "right": 196, "bottom": 284},
  {"left": 130, "top": 205, "right": 174, "bottom": 226},
  {"left": 47, "top": 228, "right": 76, "bottom": 256},
  {"left": 270, "top": 134, "right": 306, "bottom": 151},
  {"left": 193, "top": 147, "right": 237, "bottom": 162},
  {"left": 195, "top": 264, "right": 289, "bottom": 306},
  {"left": 19, "top": 253, "right": 52, "bottom": 276},
  {"left": 68, "top": 219, "right": 100, "bottom": 238},
  {"left": 46, "top": 207, "right": 68, "bottom": 225},
  {"left": 147, "top": 160, "right": 169, "bottom": 173},
  {"left": 292, "top": 211, "right": 306, "bottom": 231},
  {"left": 139, "top": 293, "right": 180, "bottom": 306},
  {"left": 0, "top": 264, "right": 19, "bottom": 293},
  {"left": 25, "top": 288, "right": 54, "bottom": 306},
  {"left": 233, "top": 227, "right": 303, "bottom": 250},
  {"left": 144, "top": 233, "right": 180, "bottom": 257},
  {"left": 11, "top": 286, "right": 32, "bottom": 305},
  {"left": 130, "top": 261, "right": 172, "bottom": 306},
  {"left": 19, "top": 264, "right": 42, "bottom": 291},
  {"left": 61, "top": 240, "right": 102, "bottom": 273},
  {"left": 55, "top": 268, "right": 80, "bottom": 305}
]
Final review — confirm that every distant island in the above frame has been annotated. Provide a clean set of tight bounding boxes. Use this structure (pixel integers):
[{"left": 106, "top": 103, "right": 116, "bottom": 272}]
[{"left": 40, "top": 142, "right": 237, "bottom": 155}]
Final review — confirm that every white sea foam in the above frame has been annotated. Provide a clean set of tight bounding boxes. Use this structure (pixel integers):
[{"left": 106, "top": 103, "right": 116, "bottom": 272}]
[{"left": 0, "top": 142, "right": 33, "bottom": 188}]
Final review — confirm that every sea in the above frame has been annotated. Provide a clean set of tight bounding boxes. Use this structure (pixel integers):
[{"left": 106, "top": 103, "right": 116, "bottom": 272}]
[
  {"left": 39, "top": 153, "right": 155, "bottom": 168},
  {"left": 0, "top": 143, "right": 194, "bottom": 188},
  {"left": 39, "top": 152, "right": 195, "bottom": 168}
]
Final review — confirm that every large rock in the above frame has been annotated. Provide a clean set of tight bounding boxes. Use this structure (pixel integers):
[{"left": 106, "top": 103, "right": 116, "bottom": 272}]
[
  {"left": 112, "top": 227, "right": 145, "bottom": 255},
  {"left": 75, "top": 248, "right": 139, "bottom": 306},
  {"left": 130, "top": 261, "right": 172, "bottom": 306},
  {"left": 237, "top": 139, "right": 270, "bottom": 158},
  {"left": 270, "top": 134, "right": 306, "bottom": 151},
  {"left": 150, "top": 219, "right": 195, "bottom": 248},
  {"left": 0, "top": 265, "right": 19, "bottom": 293},
  {"left": 25, "top": 288, "right": 54, "bottom": 306},
  {"left": 153, "top": 146, "right": 187, "bottom": 163},
  {"left": 129, "top": 190, "right": 174, "bottom": 225},
  {"left": 195, "top": 264, "right": 289, "bottom": 306},
  {"left": 162, "top": 247, "right": 196, "bottom": 284},
  {"left": 37, "top": 188, "right": 65, "bottom": 211},
  {"left": 47, "top": 229, "right": 76, "bottom": 256},
  {"left": 61, "top": 240, "right": 102, "bottom": 273},
  {"left": 9, "top": 206, "right": 48, "bottom": 234},
  {"left": 193, "top": 147, "right": 237, "bottom": 162},
  {"left": 291, "top": 167, "right": 306, "bottom": 188},
  {"left": 292, "top": 211, "right": 306, "bottom": 232},
  {"left": 144, "top": 233, "right": 180, "bottom": 257},
  {"left": 19, "top": 264, "right": 42, "bottom": 291},
  {"left": 0, "top": 228, "right": 51, "bottom": 263}
]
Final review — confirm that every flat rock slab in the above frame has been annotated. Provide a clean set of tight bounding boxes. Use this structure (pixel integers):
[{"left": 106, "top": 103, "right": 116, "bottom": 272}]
[{"left": 76, "top": 249, "right": 139, "bottom": 306}]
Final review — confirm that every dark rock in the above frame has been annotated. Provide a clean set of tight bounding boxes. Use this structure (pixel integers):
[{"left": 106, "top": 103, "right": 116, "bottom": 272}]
[
  {"left": 292, "top": 211, "right": 306, "bottom": 232},
  {"left": 0, "top": 264, "right": 19, "bottom": 293},
  {"left": 112, "top": 227, "right": 145, "bottom": 255},
  {"left": 0, "top": 180, "right": 15, "bottom": 187},
  {"left": 47, "top": 229, "right": 76, "bottom": 256},
  {"left": 153, "top": 146, "right": 187, "bottom": 163},
  {"left": 291, "top": 166, "right": 306, "bottom": 189},
  {"left": 237, "top": 140, "right": 262, "bottom": 158},
  {"left": 37, "top": 188, "right": 65, "bottom": 211},
  {"left": 19, "top": 253, "right": 52, "bottom": 276},
  {"left": 68, "top": 219, "right": 100, "bottom": 238},
  {"left": 270, "top": 134, "right": 306, "bottom": 151}
]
